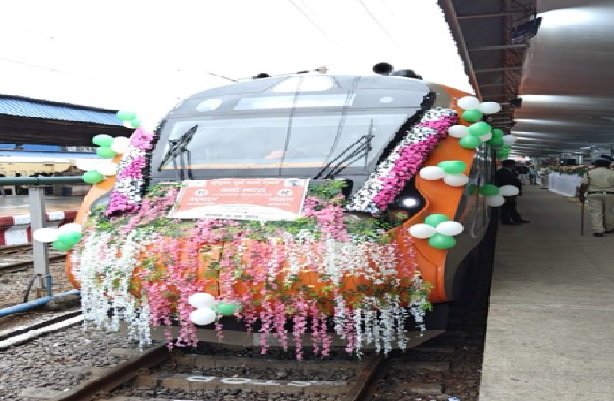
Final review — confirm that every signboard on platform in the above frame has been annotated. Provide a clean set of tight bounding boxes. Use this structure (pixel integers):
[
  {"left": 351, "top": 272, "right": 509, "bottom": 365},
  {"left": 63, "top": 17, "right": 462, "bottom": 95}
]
[{"left": 168, "top": 178, "right": 309, "bottom": 221}]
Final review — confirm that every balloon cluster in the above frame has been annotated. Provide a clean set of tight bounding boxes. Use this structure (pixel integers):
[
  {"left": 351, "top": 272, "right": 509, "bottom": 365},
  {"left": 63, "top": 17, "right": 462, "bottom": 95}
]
[
  {"left": 33, "top": 223, "right": 83, "bottom": 251},
  {"left": 479, "top": 184, "right": 520, "bottom": 207},
  {"left": 116, "top": 110, "right": 141, "bottom": 129},
  {"left": 188, "top": 292, "right": 241, "bottom": 326},
  {"left": 408, "top": 214, "right": 464, "bottom": 249},
  {"left": 81, "top": 134, "right": 131, "bottom": 185},
  {"left": 447, "top": 96, "right": 503, "bottom": 150},
  {"left": 419, "top": 160, "right": 468, "bottom": 187}
]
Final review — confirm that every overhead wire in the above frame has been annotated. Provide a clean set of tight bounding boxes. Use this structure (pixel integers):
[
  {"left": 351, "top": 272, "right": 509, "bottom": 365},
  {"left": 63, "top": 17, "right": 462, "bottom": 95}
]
[
  {"left": 287, "top": 0, "right": 339, "bottom": 47},
  {"left": 356, "top": 0, "right": 402, "bottom": 49}
]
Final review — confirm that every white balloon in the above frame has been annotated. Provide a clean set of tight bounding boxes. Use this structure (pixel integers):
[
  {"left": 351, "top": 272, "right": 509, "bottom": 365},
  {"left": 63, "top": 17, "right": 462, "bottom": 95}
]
[
  {"left": 486, "top": 195, "right": 505, "bottom": 207},
  {"left": 478, "top": 102, "right": 502, "bottom": 114},
  {"left": 33, "top": 227, "right": 59, "bottom": 243},
  {"left": 58, "top": 223, "right": 82, "bottom": 233},
  {"left": 190, "top": 307, "right": 217, "bottom": 326},
  {"left": 448, "top": 125, "right": 469, "bottom": 138},
  {"left": 188, "top": 292, "right": 216, "bottom": 308},
  {"left": 111, "top": 137, "right": 131, "bottom": 154},
  {"left": 436, "top": 221, "right": 464, "bottom": 236},
  {"left": 457, "top": 96, "right": 481, "bottom": 110},
  {"left": 419, "top": 166, "right": 445, "bottom": 181},
  {"left": 479, "top": 132, "right": 492, "bottom": 142},
  {"left": 499, "top": 185, "right": 520, "bottom": 196},
  {"left": 75, "top": 159, "right": 102, "bottom": 171},
  {"left": 502, "top": 135, "right": 517, "bottom": 145},
  {"left": 443, "top": 174, "right": 469, "bottom": 187},
  {"left": 97, "top": 162, "right": 118, "bottom": 177},
  {"left": 408, "top": 224, "right": 437, "bottom": 239}
]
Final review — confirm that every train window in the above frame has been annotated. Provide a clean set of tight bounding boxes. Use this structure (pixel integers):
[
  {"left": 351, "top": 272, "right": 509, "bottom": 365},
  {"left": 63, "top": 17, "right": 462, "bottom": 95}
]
[{"left": 235, "top": 94, "right": 353, "bottom": 110}]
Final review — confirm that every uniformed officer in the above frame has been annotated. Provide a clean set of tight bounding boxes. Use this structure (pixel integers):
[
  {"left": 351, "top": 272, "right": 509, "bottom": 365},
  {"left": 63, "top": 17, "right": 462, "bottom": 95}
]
[{"left": 579, "top": 158, "right": 614, "bottom": 237}]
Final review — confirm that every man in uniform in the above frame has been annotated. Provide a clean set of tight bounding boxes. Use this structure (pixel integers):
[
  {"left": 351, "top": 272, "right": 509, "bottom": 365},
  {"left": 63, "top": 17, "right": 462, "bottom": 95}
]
[
  {"left": 579, "top": 158, "right": 614, "bottom": 237},
  {"left": 495, "top": 159, "right": 529, "bottom": 225}
]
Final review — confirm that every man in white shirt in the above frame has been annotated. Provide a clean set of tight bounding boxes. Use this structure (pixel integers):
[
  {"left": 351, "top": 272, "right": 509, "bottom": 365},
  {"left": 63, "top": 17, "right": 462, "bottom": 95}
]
[{"left": 579, "top": 158, "right": 614, "bottom": 237}]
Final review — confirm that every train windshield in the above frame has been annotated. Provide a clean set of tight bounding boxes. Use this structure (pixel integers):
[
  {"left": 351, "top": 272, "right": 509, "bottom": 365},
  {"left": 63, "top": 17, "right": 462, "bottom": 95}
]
[{"left": 159, "top": 111, "right": 411, "bottom": 173}]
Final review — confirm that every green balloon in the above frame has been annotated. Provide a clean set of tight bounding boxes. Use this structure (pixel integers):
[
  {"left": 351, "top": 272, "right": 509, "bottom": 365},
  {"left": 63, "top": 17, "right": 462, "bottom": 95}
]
[
  {"left": 438, "top": 160, "right": 467, "bottom": 174},
  {"left": 479, "top": 184, "right": 500, "bottom": 196},
  {"left": 82, "top": 171, "right": 104, "bottom": 185},
  {"left": 459, "top": 135, "right": 481, "bottom": 149},
  {"left": 468, "top": 121, "right": 491, "bottom": 136},
  {"left": 424, "top": 213, "right": 449, "bottom": 227},
  {"left": 92, "top": 134, "right": 114, "bottom": 147},
  {"left": 96, "top": 146, "right": 117, "bottom": 159},
  {"left": 59, "top": 231, "right": 82, "bottom": 245},
  {"left": 129, "top": 118, "right": 141, "bottom": 128},
  {"left": 216, "top": 303, "right": 240, "bottom": 316},
  {"left": 428, "top": 233, "right": 457, "bottom": 249},
  {"left": 116, "top": 110, "right": 137, "bottom": 121},
  {"left": 462, "top": 109, "right": 483, "bottom": 123},
  {"left": 52, "top": 239, "right": 73, "bottom": 252},
  {"left": 492, "top": 128, "right": 505, "bottom": 138},
  {"left": 489, "top": 137, "right": 504, "bottom": 147},
  {"left": 496, "top": 151, "right": 509, "bottom": 159}
]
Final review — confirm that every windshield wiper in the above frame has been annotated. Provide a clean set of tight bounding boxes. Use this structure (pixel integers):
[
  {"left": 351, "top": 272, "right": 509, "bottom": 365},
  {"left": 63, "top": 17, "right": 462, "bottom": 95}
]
[
  {"left": 314, "top": 120, "right": 374, "bottom": 180},
  {"left": 157, "top": 125, "right": 198, "bottom": 180}
]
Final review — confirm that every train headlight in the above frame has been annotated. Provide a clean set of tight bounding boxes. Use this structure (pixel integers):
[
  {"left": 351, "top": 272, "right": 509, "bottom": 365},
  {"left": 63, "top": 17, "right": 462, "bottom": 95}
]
[{"left": 399, "top": 196, "right": 420, "bottom": 208}]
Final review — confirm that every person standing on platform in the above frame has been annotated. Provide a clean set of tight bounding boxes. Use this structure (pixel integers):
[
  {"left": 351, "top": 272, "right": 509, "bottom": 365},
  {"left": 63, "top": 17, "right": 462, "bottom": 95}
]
[
  {"left": 528, "top": 164, "right": 537, "bottom": 185},
  {"left": 496, "top": 159, "right": 530, "bottom": 225},
  {"left": 579, "top": 158, "right": 614, "bottom": 237}
]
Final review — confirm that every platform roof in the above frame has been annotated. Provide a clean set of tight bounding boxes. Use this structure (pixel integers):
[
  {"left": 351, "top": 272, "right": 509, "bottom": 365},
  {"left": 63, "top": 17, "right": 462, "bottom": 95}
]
[{"left": 0, "top": 95, "right": 132, "bottom": 147}]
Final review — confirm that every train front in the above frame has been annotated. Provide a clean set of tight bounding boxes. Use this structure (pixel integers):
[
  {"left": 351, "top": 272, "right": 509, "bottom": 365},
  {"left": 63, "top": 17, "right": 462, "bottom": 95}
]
[{"left": 67, "top": 73, "right": 492, "bottom": 357}]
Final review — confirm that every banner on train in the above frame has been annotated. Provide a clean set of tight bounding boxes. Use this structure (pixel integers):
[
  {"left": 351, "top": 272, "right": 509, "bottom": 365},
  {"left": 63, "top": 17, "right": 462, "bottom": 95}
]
[{"left": 168, "top": 178, "right": 309, "bottom": 221}]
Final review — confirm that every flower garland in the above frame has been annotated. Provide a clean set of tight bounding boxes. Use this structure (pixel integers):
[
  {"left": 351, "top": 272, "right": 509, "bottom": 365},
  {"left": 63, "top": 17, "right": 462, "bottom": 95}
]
[
  {"left": 346, "top": 108, "right": 457, "bottom": 214},
  {"left": 105, "top": 128, "right": 155, "bottom": 216},
  {"left": 73, "top": 183, "right": 431, "bottom": 358}
]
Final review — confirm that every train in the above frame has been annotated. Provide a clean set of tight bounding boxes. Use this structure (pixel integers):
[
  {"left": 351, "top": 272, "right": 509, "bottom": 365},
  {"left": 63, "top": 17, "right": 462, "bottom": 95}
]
[{"left": 66, "top": 66, "right": 500, "bottom": 357}]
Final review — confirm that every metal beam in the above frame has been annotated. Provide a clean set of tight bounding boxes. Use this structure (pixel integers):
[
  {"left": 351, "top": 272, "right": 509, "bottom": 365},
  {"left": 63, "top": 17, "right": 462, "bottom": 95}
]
[
  {"left": 437, "top": 0, "right": 482, "bottom": 99},
  {"left": 475, "top": 66, "right": 523, "bottom": 73},
  {"left": 478, "top": 83, "right": 506, "bottom": 88},
  {"left": 469, "top": 44, "right": 528, "bottom": 51},
  {"left": 457, "top": 11, "right": 524, "bottom": 19}
]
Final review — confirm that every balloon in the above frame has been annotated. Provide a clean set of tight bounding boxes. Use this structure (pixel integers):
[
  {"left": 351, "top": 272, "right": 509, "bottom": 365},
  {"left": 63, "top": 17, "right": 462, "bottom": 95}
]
[
  {"left": 82, "top": 171, "right": 104, "bottom": 185},
  {"left": 479, "top": 184, "right": 500, "bottom": 196},
  {"left": 189, "top": 292, "right": 216, "bottom": 308},
  {"left": 58, "top": 223, "right": 82, "bottom": 233},
  {"left": 480, "top": 132, "right": 492, "bottom": 142},
  {"left": 96, "top": 146, "right": 116, "bottom": 159},
  {"left": 462, "top": 109, "right": 483, "bottom": 123},
  {"left": 33, "top": 227, "right": 59, "bottom": 243},
  {"left": 448, "top": 125, "right": 469, "bottom": 138},
  {"left": 424, "top": 213, "right": 449, "bottom": 227},
  {"left": 58, "top": 231, "right": 82, "bottom": 245},
  {"left": 486, "top": 195, "right": 505, "bottom": 207},
  {"left": 216, "top": 302, "right": 241, "bottom": 316},
  {"left": 444, "top": 174, "right": 469, "bottom": 187},
  {"left": 438, "top": 160, "right": 466, "bottom": 174},
  {"left": 468, "top": 121, "right": 491, "bottom": 136},
  {"left": 502, "top": 135, "right": 517, "bottom": 145},
  {"left": 457, "top": 96, "right": 481, "bottom": 110},
  {"left": 499, "top": 185, "right": 520, "bottom": 196},
  {"left": 75, "top": 159, "right": 100, "bottom": 171},
  {"left": 428, "top": 233, "right": 456, "bottom": 249},
  {"left": 491, "top": 128, "right": 505, "bottom": 138},
  {"left": 97, "top": 162, "right": 118, "bottom": 177},
  {"left": 111, "top": 136, "right": 131, "bottom": 154},
  {"left": 409, "top": 223, "right": 437, "bottom": 239},
  {"left": 459, "top": 135, "right": 481, "bottom": 149},
  {"left": 129, "top": 118, "right": 141, "bottom": 128},
  {"left": 478, "top": 102, "right": 502, "bottom": 114},
  {"left": 419, "top": 166, "right": 446, "bottom": 180},
  {"left": 489, "top": 137, "right": 504, "bottom": 147},
  {"left": 52, "top": 239, "right": 73, "bottom": 252},
  {"left": 436, "top": 221, "right": 464, "bottom": 236},
  {"left": 116, "top": 110, "right": 137, "bottom": 121},
  {"left": 190, "top": 307, "right": 216, "bottom": 326},
  {"left": 92, "top": 134, "right": 114, "bottom": 147}
]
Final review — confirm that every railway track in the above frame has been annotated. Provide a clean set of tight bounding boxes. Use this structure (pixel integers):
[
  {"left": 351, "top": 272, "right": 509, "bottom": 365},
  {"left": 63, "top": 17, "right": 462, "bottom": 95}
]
[{"left": 0, "top": 244, "right": 66, "bottom": 274}]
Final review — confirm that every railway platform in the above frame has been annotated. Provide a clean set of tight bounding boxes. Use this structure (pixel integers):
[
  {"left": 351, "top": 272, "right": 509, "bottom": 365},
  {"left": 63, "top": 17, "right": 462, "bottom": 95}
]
[
  {"left": 479, "top": 186, "right": 614, "bottom": 400},
  {"left": 0, "top": 195, "right": 83, "bottom": 245}
]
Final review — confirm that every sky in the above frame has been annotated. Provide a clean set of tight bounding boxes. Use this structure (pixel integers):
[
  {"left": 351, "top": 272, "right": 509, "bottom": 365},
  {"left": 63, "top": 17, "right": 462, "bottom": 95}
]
[{"left": 0, "top": 0, "right": 472, "bottom": 130}]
